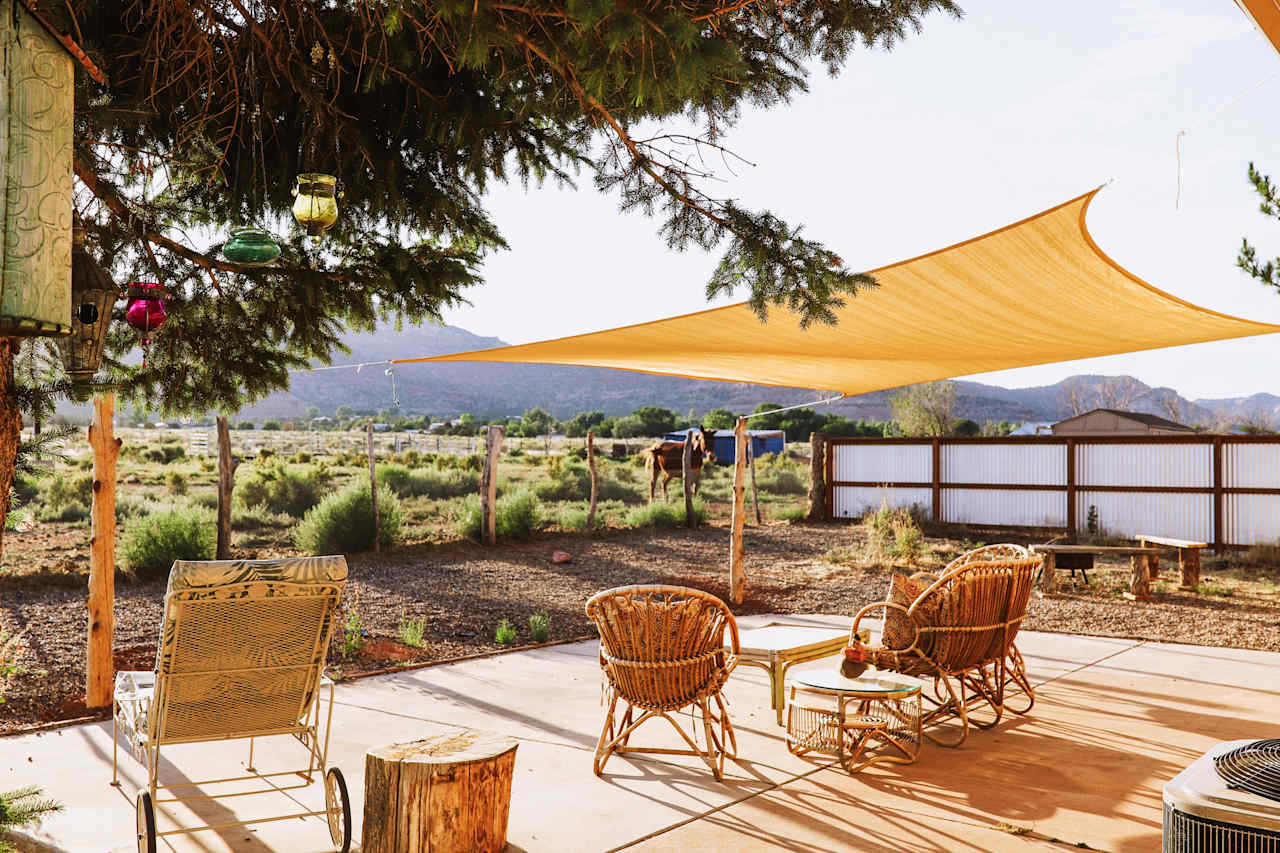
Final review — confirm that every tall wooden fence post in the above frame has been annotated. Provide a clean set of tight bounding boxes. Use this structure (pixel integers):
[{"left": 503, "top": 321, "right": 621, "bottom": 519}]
[
  {"left": 215, "top": 416, "right": 238, "bottom": 560},
  {"left": 748, "top": 436, "right": 761, "bottom": 524},
  {"left": 481, "top": 425, "right": 504, "bottom": 545},
  {"left": 806, "top": 432, "right": 825, "bottom": 521},
  {"left": 87, "top": 393, "right": 121, "bottom": 709},
  {"left": 367, "top": 422, "right": 380, "bottom": 553},
  {"left": 682, "top": 430, "right": 695, "bottom": 528},
  {"left": 729, "top": 418, "right": 747, "bottom": 604},
  {"left": 586, "top": 429, "right": 598, "bottom": 530}
]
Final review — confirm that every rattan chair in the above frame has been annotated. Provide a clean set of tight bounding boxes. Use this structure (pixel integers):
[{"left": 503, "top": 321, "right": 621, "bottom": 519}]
[
  {"left": 849, "top": 545, "right": 1040, "bottom": 746},
  {"left": 112, "top": 556, "right": 352, "bottom": 852},
  {"left": 585, "top": 584, "right": 740, "bottom": 780}
]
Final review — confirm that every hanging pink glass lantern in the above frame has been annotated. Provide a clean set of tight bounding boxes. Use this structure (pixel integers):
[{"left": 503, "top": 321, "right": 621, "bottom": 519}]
[{"left": 125, "top": 282, "right": 167, "bottom": 366}]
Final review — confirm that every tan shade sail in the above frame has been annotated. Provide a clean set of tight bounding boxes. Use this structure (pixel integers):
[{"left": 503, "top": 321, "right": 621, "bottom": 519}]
[
  {"left": 397, "top": 190, "right": 1280, "bottom": 395},
  {"left": 1234, "top": 0, "right": 1280, "bottom": 57}
]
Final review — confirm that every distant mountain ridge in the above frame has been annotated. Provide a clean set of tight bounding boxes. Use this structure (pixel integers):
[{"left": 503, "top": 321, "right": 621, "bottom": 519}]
[{"left": 224, "top": 321, "right": 1276, "bottom": 426}]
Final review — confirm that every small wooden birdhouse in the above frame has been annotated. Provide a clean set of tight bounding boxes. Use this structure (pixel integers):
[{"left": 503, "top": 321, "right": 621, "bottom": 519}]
[{"left": 0, "top": 1, "right": 105, "bottom": 338}]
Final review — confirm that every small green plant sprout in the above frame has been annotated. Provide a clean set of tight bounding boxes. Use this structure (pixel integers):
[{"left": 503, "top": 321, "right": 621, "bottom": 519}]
[
  {"left": 495, "top": 619, "right": 517, "bottom": 645},
  {"left": 398, "top": 614, "right": 428, "bottom": 649},
  {"left": 341, "top": 592, "right": 365, "bottom": 657},
  {"left": 529, "top": 611, "right": 550, "bottom": 643}
]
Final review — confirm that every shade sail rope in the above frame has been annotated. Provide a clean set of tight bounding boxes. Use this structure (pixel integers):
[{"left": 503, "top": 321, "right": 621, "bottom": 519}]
[{"left": 391, "top": 188, "right": 1280, "bottom": 396}]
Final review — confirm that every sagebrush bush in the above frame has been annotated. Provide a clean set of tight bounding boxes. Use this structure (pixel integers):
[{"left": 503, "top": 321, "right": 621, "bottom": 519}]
[
  {"left": 190, "top": 491, "right": 218, "bottom": 509},
  {"left": 237, "top": 463, "right": 329, "bottom": 517},
  {"left": 115, "top": 495, "right": 158, "bottom": 520},
  {"left": 43, "top": 473, "right": 92, "bottom": 510},
  {"left": 625, "top": 499, "right": 708, "bottom": 528},
  {"left": 455, "top": 489, "right": 542, "bottom": 542},
  {"left": 121, "top": 505, "right": 216, "bottom": 582},
  {"left": 37, "top": 501, "right": 89, "bottom": 523},
  {"left": 458, "top": 454, "right": 484, "bottom": 472},
  {"left": 377, "top": 464, "right": 478, "bottom": 499},
  {"left": 166, "top": 470, "right": 188, "bottom": 496},
  {"left": 776, "top": 505, "right": 807, "bottom": 523},
  {"left": 756, "top": 469, "right": 806, "bottom": 495},
  {"left": 142, "top": 444, "right": 186, "bottom": 464},
  {"left": 231, "top": 504, "right": 291, "bottom": 531},
  {"left": 294, "top": 482, "right": 402, "bottom": 555}
]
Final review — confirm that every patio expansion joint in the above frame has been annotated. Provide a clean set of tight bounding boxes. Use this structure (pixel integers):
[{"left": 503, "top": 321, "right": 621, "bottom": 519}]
[
  {"left": 330, "top": 697, "right": 595, "bottom": 753},
  {"left": 1028, "top": 639, "right": 1149, "bottom": 692},
  {"left": 603, "top": 761, "right": 839, "bottom": 852}
]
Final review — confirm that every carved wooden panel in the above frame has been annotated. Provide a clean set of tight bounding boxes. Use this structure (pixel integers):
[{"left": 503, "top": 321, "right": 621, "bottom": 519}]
[{"left": 0, "top": 7, "right": 73, "bottom": 336}]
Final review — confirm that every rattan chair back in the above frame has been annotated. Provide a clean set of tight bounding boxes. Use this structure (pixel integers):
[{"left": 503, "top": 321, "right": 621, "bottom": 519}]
[
  {"left": 910, "top": 552, "right": 1038, "bottom": 671},
  {"left": 585, "top": 585, "right": 739, "bottom": 712},
  {"left": 150, "top": 556, "right": 347, "bottom": 744}
]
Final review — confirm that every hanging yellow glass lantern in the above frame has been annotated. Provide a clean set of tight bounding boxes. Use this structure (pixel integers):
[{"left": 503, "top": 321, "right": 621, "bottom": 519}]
[{"left": 291, "top": 173, "right": 341, "bottom": 236}]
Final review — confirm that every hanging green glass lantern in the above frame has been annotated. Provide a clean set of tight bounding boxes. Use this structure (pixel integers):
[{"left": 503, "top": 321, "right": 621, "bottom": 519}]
[
  {"left": 223, "top": 227, "right": 281, "bottom": 265},
  {"left": 291, "top": 173, "right": 341, "bottom": 236},
  {"left": 56, "top": 241, "right": 119, "bottom": 383}
]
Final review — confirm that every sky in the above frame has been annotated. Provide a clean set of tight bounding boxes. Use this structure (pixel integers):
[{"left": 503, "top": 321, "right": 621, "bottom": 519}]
[{"left": 439, "top": 0, "right": 1280, "bottom": 402}]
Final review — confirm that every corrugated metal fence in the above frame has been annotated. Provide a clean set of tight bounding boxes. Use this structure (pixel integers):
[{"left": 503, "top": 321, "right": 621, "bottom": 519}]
[{"left": 825, "top": 435, "right": 1280, "bottom": 548}]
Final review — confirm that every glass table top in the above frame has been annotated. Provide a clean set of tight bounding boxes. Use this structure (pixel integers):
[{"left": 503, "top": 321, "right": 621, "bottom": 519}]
[{"left": 794, "top": 668, "right": 922, "bottom": 694}]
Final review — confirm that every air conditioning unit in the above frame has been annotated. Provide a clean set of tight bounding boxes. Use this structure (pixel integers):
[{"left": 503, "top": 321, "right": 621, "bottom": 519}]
[{"left": 1164, "top": 739, "right": 1280, "bottom": 852}]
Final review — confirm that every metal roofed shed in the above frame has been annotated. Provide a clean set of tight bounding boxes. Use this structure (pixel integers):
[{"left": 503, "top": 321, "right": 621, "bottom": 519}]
[
  {"left": 1051, "top": 409, "right": 1197, "bottom": 435},
  {"left": 664, "top": 429, "right": 785, "bottom": 464}
]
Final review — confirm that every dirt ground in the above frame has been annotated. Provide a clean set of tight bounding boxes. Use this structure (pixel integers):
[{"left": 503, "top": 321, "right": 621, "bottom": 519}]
[{"left": 2, "top": 519, "right": 1278, "bottom": 735}]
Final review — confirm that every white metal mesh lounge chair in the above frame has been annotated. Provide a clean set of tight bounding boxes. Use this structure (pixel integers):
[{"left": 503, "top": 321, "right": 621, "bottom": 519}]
[{"left": 111, "top": 556, "right": 351, "bottom": 852}]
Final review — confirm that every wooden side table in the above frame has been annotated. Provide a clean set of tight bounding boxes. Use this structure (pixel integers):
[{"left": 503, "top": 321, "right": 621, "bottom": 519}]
[
  {"left": 732, "top": 623, "right": 850, "bottom": 725},
  {"left": 786, "top": 670, "right": 921, "bottom": 773}
]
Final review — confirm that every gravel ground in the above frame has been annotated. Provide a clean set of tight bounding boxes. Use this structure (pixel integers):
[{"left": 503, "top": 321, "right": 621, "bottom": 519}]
[{"left": 2, "top": 521, "right": 1277, "bottom": 734}]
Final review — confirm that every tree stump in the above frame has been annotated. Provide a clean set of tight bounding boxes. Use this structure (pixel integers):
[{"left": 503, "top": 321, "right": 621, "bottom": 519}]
[
  {"left": 1127, "top": 554, "right": 1152, "bottom": 601},
  {"left": 1039, "top": 551, "right": 1058, "bottom": 594},
  {"left": 363, "top": 731, "right": 518, "bottom": 853},
  {"left": 1179, "top": 548, "right": 1201, "bottom": 591}
]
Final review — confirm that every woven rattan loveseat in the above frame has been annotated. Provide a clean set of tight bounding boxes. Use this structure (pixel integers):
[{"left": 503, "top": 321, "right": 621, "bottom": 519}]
[
  {"left": 585, "top": 584, "right": 739, "bottom": 780},
  {"left": 848, "top": 544, "right": 1040, "bottom": 746}
]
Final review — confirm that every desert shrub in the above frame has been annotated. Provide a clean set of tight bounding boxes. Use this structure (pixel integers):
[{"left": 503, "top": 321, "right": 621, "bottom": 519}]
[
  {"left": 199, "top": 459, "right": 215, "bottom": 472},
  {"left": 166, "top": 470, "right": 188, "bottom": 496},
  {"left": 121, "top": 505, "right": 216, "bottom": 582},
  {"left": 294, "top": 482, "right": 402, "bottom": 555},
  {"left": 37, "top": 501, "right": 89, "bottom": 523},
  {"left": 535, "top": 460, "right": 591, "bottom": 502},
  {"left": 458, "top": 454, "right": 483, "bottom": 472},
  {"left": 776, "top": 505, "right": 807, "bottom": 523},
  {"left": 890, "top": 511, "right": 923, "bottom": 561},
  {"left": 236, "top": 421, "right": 256, "bottom": 430},
  {"left": 529, "top": 611, "right": 550, "bottom": 643},
  {"left": 116, "top": 495, "right": 158, "bottom": 520},
  {"left": 43, "top": 472, "right": 93, "bottom": 510},
  {"left": 189, "top": 491, "right": 218, "bottom": 509},
  {"left": 495, "top": 619, "right": 517, "bottom": 645},
  {"left": 625, "top": 499, "right": 708, "bottom": 528},
  {"left": 1243, "top": 542, "right": 1280, "bottom": 569},
  {"left": 377, "top": 464, "right": 478, "bottom": 500},
  {"left": 12, "top": 473, "right": 40, "bottom": 507},
  {"left": 557, "top": 505, "right": 591, "bottom": 531},
  {"left": 505, "top": 448, "right": 524, "bottom": 459},
  {"left": 433, "top": 453, "right": 456, "bottom": 470},
  {"left": 756, "top": 469, "right": 806, "bottom": 495},
  {"left": 257, "top": 447, "right": 275, "bottom": 459},
  {"left": 231, "top": 504, "right": 291, "bottom": 531},
  {"left": 143, "top": 443, "right": 186, "bottom": 464},
  {"left": 262, "top": 420, "right": 282, "bottom": 431},
  {"left": 237, "top": 463, "right": 329, "bottom": 518},
  {"left": 293, "top": 451, "right": 312, "bottom": 464},
  {"left": 455, "top": 489, "right": 542, "bottom": 542}
]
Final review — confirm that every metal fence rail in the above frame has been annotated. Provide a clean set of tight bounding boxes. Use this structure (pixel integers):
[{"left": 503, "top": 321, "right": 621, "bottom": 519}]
[{"left": 825, "top": 435, "right": 1280, "bottom": 549}]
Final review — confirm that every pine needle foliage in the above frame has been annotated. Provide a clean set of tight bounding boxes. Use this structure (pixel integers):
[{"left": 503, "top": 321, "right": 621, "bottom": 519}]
[{"left": 58, "top": 0, "right": 959, "bottom": 416}]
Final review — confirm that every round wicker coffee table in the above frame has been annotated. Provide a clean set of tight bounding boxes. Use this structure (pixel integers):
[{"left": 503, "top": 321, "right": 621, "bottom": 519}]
[{"left": 785, "top": 669, "right": 922, "bottom": 773}]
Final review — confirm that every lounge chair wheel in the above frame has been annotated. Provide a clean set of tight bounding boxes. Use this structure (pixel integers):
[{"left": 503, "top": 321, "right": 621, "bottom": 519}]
[
  {"left": 325, "top": 767, "right": 352, "bottom": 852},
  {"left": 136, "top": 791, "right": 157, "bottom": 853}
]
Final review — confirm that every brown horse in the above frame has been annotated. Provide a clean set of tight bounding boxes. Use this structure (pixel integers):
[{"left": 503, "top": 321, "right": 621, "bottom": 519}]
[{"left": 644, "top": 426, "right": 717, "bottom": 501}]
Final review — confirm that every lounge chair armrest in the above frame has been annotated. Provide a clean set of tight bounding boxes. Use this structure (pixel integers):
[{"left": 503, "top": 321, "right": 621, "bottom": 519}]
[
  {"left": 849, "top": 601, "right": 916, "bottom": 647},
  {"left": 909, "top": 571, "right": 939, "bottom": 584}
]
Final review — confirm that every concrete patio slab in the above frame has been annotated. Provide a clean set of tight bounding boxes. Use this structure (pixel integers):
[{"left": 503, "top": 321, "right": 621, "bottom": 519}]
[{"left": 3, "top": 618, "right": 1275, "bottom": 853}]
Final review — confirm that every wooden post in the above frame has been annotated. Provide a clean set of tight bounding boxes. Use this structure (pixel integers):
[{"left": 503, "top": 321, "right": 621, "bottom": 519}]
[
  {"left": 729, "top": 418, "right": 747, "bottom": 604},
  {"left": 86, "top": 393, "right": 121, "bottom": 709},
  {"left": 215, "top": 416, "right": 238, "bottom": 560},
  {"left": 806, "top": 432, "right": 825, "bottom": 521},
  {"left": 682, "top": 430, "right": 695, "bottom": 529},
  {"left": 1212, "top": 436, "right": 1224, "bottom": 553},
  {"left": 1127, "top": 554, "right": 1152, "bottom": 601},
  {"left": 1140, "top": 538, "right": 1160, "bottom": 579},
  {"left": 367, "top": 422, "right": 380, "bottom": 553},
  {"left": 930, "top": 438, "right": 941, "bottom": 523},
  {"left": 586, "top": 429, "right": 598, "bottom": 530},
  {"left": 363, "top": 732, "right": 518, "bottom": 853},
  {"left": 1065, "top": 438, "right": 1077, "bottom": 538},
  {"left": 480, "top": 425, "right": 504, "bottom": 545},
  {"left": 1180, "top": 548, "right": 1202, "bottom": 591},
  {"left": 748, "top": 436, "right": 761, "bottom": 524},
  {"left": 1040, "top": 551, "right": 1058, "bottom": 594}
]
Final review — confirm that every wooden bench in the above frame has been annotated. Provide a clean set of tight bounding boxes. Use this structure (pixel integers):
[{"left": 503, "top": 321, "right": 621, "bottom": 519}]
[
  {"left": 1031, "top": 544, "right": 1170, "bottom": 600},
  {"left": 1137, "top": 535, "right": 1208, "bottom": 590}
]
